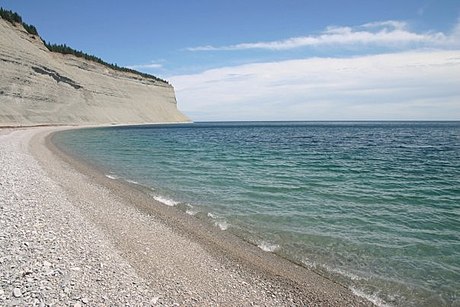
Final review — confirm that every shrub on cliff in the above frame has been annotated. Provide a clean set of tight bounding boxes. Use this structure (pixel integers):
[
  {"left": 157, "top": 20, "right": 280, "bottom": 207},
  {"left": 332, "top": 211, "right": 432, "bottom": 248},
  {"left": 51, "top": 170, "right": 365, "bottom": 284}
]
[
  {"left": 0, "top": 7, "right": 38, "bottom": 35},
  {"left": 22, "top": 23, "right": 38, "bottom": 36},
  {"left": 41, "top": 41, "right": 168, "bottom": 83},
  {"left": 0, "top": 7, "right": 21, "bottom": 23}
]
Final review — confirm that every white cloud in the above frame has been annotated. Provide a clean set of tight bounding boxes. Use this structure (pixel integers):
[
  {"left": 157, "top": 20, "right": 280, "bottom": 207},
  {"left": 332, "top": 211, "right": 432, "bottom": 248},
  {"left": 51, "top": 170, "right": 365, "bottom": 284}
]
[
  {"left": 171, "top": 50, "right": 460, "bottom": 121},
  {"left": 187, "top": 20, "right": 457, "bottom": 51},
  {"left": 360, "top": 20, "right": 408, "bottom": 30}
]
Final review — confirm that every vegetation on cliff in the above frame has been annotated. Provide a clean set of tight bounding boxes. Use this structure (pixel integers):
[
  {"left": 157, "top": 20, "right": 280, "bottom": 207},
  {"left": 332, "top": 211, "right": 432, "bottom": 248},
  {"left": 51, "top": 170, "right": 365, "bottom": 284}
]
[
  {"left": 0, "top": 7, "right": 167, "bottom": 84},
  {"left": 0, "top": 7, "right": 38, "bottom": 36},
  {"left": 42, "top": 42, "right": 167, "bottom": 83}
]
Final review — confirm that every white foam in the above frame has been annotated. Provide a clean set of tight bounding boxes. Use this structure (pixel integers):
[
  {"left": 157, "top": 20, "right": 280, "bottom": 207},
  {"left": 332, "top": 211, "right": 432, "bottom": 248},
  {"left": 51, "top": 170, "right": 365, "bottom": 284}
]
[
  {"left": 105, "top": 174, "right": 118, "bottom": 180},
  {"left": 206, "top": 212, "right": 228, "bottom": 230},
  {"left": 323, "top": 265, "right": 364, "bottom": 281},
  {"left": 257, "top": 242, "right": 279, "bottom": 252},
  {"left": 152, "top": 195, "right": 178, "bottom": 207},
  {"left": 126, "top": 179, "right": 139, "bottom": 185},
  {"left": 302, "top": 259, "right": 364, "bottom": 281},
  {"left": 301, "top": 259, "right": 318, "bottom": 269},
  {"left": 215, "top": 220, "right": 229, "bottom": 230},
  {"left": 350, "top": 287, "right": 391, "bottom": 307},
  {"left": 186, "top": 209, "right": 198, "bottom": 216}
]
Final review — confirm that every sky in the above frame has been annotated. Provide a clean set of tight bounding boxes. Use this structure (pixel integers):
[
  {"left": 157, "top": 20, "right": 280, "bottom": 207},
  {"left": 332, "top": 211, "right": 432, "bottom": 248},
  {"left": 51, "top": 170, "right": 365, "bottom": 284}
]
[{"left": 2, "top": 0, "right": 460, "bottom": 121}]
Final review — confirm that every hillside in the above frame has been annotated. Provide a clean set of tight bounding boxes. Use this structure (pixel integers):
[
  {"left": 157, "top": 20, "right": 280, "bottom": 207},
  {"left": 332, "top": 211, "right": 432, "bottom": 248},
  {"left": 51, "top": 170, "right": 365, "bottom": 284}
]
[{"left": 0, "top": 17, "right": 189, "bottom": 126}]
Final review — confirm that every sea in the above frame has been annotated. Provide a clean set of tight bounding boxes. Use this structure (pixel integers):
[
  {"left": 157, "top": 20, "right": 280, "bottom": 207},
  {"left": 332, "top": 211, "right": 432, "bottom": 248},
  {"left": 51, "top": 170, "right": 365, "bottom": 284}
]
[{"left": 53, "top": 121, "right": 460, "bottom": 306}]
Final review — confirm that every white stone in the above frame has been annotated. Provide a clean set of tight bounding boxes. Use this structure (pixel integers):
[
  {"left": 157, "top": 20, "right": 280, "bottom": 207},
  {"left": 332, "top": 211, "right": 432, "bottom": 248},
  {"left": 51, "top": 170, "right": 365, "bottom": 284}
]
[{"left": 13, "top": 288, "right": 22, "bottom": 298}]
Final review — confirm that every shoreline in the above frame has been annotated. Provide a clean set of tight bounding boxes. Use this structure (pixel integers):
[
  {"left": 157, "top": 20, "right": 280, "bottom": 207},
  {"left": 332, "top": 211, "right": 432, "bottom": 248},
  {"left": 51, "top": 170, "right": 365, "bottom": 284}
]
[{"left": 1, "top": 126, "right": 373, "bottom": 305}]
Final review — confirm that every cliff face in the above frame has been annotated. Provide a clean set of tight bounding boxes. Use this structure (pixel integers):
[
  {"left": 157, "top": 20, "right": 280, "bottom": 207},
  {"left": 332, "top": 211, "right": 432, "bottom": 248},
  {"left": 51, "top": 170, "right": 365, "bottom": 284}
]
[{"left": 0, "top": 18, "right": 190, "bottom": 126}]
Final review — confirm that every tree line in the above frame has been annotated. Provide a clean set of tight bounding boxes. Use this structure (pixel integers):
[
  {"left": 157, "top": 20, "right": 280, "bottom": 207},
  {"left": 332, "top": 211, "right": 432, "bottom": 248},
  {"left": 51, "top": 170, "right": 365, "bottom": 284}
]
[
  {"left": 1, "top": 7, "right": 167, "bottom": 84},
  {"left": 42, "top": 42, "right": 167, "bottom": 83},
  {"left": 0, "top": 7, "right": 38, "bottom": 35}
]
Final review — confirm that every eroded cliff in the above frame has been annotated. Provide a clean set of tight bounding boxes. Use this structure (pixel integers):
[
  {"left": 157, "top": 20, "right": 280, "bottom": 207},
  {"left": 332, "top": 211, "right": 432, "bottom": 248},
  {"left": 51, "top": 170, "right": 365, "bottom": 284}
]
[{"left": 0, "top": 18, "right": 189, "bottom": 126}]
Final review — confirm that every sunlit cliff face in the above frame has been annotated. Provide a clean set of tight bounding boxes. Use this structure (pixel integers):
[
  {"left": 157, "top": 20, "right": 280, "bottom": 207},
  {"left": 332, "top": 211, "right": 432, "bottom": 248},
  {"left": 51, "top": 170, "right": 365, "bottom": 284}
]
[{"left": 0, "top": 19, "right": 189, "bottom": 126}]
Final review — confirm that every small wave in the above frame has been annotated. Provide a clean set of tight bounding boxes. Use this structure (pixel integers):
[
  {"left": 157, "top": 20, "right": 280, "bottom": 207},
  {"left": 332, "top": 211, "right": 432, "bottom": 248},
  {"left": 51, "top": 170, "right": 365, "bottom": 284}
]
[
  {"left": 302, "top": 259, "right": 318, "bottom": 269},
  {"left": 152, "top": 195, "right": 179, "bottom": 207},
  {"left": 185, "top": 203, "right": 198, "bottom": 215},
  {"left": 257, "top": 242, "right": 279, "bottom": 252},
  {"left": 302, "top": 259, "right": 364, "bottom": 281},
  {"left": 105, "top": 174, "right": 118, "bottom": 180},
  {"left": 206, "top": 212, "right": 229, "bottom": 230},
  {"left": 126, "top": 179, "right": 139, "bottom": 185},
  {"left": 350, "top": 287, "right": 391, "bottom": 307},
  {"left": 186, "top": 209, "right": 198, "bottom": 216},
  {"left": 323, "top": 265, "right": 364, "bottom": 281},
  {"left": 215, "top": 220, "right": 229, "bottom": 230}
]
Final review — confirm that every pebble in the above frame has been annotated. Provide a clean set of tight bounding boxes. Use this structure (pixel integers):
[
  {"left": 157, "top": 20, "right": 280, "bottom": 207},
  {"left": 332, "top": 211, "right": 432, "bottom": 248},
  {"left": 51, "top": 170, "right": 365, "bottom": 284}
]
[{"left": 13, "top": 287, "right": 22, "bottom": 298}]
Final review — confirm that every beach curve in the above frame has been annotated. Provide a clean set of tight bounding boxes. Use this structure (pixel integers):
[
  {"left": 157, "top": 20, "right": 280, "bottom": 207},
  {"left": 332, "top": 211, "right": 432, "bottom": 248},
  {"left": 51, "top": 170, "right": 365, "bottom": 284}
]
[{"left": 0, "top": 126, "right": 373, "bottom": 306}]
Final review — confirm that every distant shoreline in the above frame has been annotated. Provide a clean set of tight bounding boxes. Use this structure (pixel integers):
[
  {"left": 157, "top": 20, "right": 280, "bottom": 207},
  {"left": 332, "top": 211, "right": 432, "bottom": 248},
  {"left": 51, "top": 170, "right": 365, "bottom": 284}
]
[{"left": 2, "top": 120, "right": 459, "bottom": 129}]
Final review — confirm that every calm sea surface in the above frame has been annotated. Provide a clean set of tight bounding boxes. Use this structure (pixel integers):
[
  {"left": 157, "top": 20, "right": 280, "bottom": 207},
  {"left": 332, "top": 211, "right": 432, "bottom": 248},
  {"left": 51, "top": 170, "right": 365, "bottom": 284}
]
[{"left": 54, "top": 122, "right": 460, "bottom": 306}]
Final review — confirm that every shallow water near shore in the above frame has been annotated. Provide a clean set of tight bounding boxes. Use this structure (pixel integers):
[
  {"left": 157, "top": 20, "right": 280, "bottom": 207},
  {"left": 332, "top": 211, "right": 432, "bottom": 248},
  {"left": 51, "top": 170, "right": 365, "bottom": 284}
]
[{"left": 54, "top": 121, "right": 460, "bottom": 306}]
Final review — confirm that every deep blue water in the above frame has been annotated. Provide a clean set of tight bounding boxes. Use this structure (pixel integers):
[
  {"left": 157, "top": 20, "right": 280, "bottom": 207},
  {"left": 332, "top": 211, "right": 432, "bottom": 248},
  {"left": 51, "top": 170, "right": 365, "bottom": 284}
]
[{"left": 54, "top": 122, "right": 460, "bottom": 306}]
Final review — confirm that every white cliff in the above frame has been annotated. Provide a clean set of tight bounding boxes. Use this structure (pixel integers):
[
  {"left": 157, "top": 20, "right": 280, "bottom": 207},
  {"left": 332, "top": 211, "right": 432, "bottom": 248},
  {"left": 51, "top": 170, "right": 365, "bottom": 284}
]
[{"left": 0, "top": 18, "right": 189, "bottom": 126}]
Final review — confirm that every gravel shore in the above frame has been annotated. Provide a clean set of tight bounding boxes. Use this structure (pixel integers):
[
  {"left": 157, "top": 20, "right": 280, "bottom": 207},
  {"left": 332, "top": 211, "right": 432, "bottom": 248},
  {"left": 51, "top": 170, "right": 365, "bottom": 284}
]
[{"left": 0, "top": 127, "right": 373, "bottom": 306}]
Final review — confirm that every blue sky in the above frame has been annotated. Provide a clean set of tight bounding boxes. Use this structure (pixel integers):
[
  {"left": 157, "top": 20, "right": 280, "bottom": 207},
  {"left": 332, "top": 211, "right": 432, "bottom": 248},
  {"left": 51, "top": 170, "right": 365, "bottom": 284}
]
[{"left": 2, "top": 0, "right": 460, "bottom": 120}]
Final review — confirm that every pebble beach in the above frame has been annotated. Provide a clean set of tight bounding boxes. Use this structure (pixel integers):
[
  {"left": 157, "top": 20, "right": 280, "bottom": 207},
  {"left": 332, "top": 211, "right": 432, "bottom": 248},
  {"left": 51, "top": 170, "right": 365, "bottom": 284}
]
[{"left": 0, "top": 127, "right": 372, "bottom": 306}]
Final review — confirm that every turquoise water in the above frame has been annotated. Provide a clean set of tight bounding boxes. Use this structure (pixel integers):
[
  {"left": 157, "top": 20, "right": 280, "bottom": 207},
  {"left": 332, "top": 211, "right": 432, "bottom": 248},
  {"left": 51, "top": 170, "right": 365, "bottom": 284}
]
[{"left": 54, "top": 122, "right": 460, "bottom": 306}]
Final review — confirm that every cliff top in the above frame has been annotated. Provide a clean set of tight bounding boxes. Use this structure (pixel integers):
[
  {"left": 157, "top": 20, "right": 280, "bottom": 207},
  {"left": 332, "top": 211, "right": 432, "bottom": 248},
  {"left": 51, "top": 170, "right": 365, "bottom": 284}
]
[{"left": 0, "top": 7, "right": 168, "bottom": 85}]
